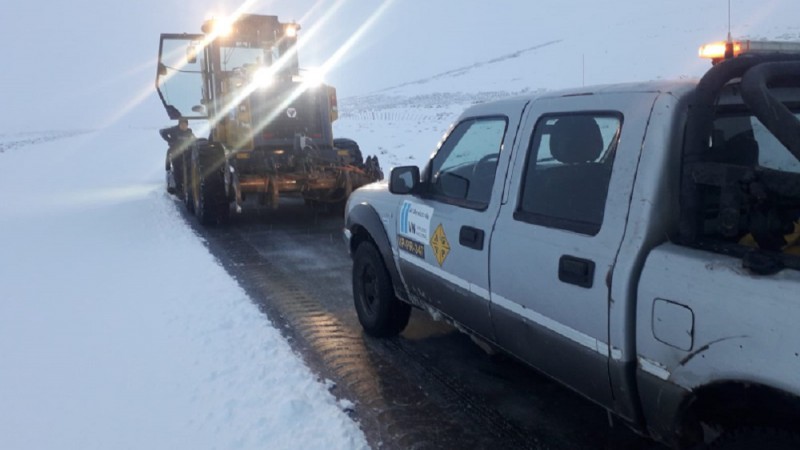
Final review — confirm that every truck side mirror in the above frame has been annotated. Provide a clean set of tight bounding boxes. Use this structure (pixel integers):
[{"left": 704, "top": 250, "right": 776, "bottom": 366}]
[{"left": 389, "top": 166, "right": 420, "bottom": 195}]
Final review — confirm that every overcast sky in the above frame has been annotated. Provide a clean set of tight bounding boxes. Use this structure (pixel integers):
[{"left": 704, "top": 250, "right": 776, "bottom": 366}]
[{"left": 2, "top": 0, "right": 799, "bottom": 132}]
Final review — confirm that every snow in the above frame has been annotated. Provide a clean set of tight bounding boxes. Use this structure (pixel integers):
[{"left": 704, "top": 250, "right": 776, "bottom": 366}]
[
  {"left": 2, "top": 0, "right": 800, "bottom": 448},
  {"left": 0, "top": 129, "right": 367, "bottom": 450}
]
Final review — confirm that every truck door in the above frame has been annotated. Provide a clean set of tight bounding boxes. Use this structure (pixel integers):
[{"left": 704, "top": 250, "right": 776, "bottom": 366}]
[
  {"left": 395, "top": 100, "right": 526, "bottom": 340},
  {"left": 489, "top": 93, "right": 658, "bottom": 407},
  {"left": 156, "top": 34, "right": 207, "bottom": 120}
]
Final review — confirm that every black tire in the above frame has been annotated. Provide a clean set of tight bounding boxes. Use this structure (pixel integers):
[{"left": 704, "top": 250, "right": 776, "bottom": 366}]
[
  {"left": 334, "top": 137, "right": 364, "bottom": 167},
  {"left": 166, "top": 152, "right": 175, "bottom": 194},
  {"left": 182, "top": 150, "right": 195, "bottom": 213},
  {"left": 352, "top": 242, "right": 411, "bottom": 337},
  {"left": 709, "top": 428, "right": 800, "bottom": 450},
  {"left": 191, "top": 142, "right": 230, "bottom": 225}
]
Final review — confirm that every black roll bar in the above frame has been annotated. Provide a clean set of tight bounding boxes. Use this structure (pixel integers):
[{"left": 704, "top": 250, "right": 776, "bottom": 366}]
[{"left": 678, "top": 54, "right": 800, "bottom": 244}]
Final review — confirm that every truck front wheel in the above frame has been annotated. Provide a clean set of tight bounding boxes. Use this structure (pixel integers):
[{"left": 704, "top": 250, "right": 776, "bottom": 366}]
[
  {"left": 352, "top": 242, "right": 411, "bottom": 337},
  {"left": 191, "top": 142, "right": 229, "bottom": 225}
]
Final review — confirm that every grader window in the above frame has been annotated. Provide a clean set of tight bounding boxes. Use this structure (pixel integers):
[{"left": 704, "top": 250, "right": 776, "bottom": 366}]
[
  {"left": 156, "top": 36, "right": 206, "bottom": 119},
  {"left": 220, "top": 45, "right": 268, "bottom": 72}
]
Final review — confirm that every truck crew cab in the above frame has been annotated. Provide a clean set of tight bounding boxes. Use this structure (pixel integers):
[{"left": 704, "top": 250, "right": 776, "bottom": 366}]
[{"left": 343, "top": 41, "right": 800, "bottom": 449}]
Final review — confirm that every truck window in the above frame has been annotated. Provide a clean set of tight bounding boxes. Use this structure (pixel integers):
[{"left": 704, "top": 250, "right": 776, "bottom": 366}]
[
  {"left": 751, "top": 116, "right": 800, "bottom": 173},
  {"left": 709, "top": 113, "right": 800, "bottom": 173},
  {"left": 427, "top": 117, "right": 508, "bottom": 209},
  {"left": 696, "top": 109, "right": 800, "bottom": 256},
  {"left": 516, "top": 113, "right": 622, "bottom": 235}
]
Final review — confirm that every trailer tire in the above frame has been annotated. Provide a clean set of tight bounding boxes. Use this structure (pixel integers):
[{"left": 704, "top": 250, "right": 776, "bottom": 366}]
[
  {"left": 352, "top": 241, "right": 411, "bottom": 337},
  {"left": 191, "top": 142, "right": 229, "bottom": 225}
]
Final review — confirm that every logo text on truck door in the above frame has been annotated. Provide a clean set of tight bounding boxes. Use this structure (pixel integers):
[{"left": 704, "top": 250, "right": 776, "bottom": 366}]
[{"left": 399, "top": 201, "right": 433, "bottom": 241}]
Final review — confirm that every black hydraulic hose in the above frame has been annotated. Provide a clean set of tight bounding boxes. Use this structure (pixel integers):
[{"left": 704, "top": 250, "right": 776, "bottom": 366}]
[{"left": 740, "top": 61, "right": 800, "bottom": 162}]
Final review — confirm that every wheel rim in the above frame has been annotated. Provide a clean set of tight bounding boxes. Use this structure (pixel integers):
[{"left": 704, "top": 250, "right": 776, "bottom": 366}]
[{"left": 359, "top": 262, "right": 378, "bottom": 317}]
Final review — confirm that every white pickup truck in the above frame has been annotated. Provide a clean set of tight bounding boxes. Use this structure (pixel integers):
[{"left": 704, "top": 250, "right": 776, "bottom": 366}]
[{"left": 343, "top": 41, "right": 800, "bottom": 449}]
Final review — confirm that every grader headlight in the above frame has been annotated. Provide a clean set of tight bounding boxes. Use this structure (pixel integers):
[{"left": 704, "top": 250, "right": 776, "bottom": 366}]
[
  {"left": 252, "top": 67, "right": 276, "bottom": 88},
  {"left": 284, "top": 23, "right": 299, "bottom": 38},
  {"left": 292, "top": 68, "right": 324, "bottom": 87},
  {"left": 201, "top": 17, "right": 234, "bottom": 37}
]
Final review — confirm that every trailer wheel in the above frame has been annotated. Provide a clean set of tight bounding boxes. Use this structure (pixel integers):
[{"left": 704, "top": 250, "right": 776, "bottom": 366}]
[
  {"left": 191, "top": 142, "right": 229, "bottom": 225},
  {"left": 352, "top": 242, "right": 411, "bottom": 337}
]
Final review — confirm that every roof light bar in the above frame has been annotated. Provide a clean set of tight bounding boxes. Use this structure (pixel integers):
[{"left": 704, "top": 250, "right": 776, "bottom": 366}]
[{"left": 699, "top": 39, "right": 800, "bottom": 62}]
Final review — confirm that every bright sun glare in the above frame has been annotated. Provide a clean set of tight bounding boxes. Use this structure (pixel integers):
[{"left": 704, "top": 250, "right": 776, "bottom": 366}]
[{"left": 106, "top": 0, "right": 395, "bottom": 136}]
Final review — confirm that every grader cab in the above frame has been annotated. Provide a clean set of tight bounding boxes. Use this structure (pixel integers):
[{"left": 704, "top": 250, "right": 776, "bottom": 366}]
[{"left": 155, "top": 14, "right": 381, "bottom": 224}]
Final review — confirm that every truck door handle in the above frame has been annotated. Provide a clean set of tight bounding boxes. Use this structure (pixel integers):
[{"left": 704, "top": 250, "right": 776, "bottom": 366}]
[
  {"left": 459, "top": 226, "right": 484, "bottom": 250},
  {"left": 558, "top": 255, "right": 595, "bottom": 288}
]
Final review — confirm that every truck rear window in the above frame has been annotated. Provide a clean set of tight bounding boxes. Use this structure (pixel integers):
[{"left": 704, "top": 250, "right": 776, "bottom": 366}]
[{"left": 693, "top": 107, "right": 800, "bottom": 262}]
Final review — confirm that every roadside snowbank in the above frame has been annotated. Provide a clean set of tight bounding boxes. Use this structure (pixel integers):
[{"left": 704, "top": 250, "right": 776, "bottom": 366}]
[{"left": 0, "top": 128, "right": 368, "bottom": 450}]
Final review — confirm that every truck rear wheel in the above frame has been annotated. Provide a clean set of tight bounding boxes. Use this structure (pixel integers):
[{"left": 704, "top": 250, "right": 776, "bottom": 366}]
[
  {"left": 191, "top": 142, "right": 229, "bottom": 225},
  {"left": 352, "top": 242, "right": 411, "bottom": 337}
]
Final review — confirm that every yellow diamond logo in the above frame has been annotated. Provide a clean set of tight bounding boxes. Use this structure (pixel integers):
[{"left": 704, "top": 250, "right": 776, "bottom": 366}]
[{"left": 430, "top": 223, "right": 450, "bottom": 267}]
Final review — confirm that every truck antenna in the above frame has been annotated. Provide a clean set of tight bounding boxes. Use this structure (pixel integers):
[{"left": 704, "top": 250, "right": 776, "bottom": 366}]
[{"left": 727, "top": 0, "right": 732, "bottom": 42}]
